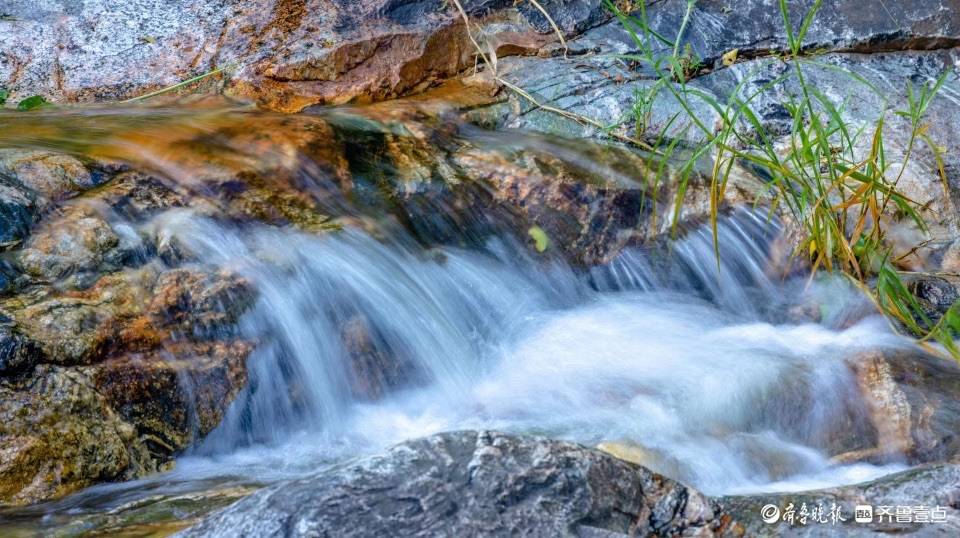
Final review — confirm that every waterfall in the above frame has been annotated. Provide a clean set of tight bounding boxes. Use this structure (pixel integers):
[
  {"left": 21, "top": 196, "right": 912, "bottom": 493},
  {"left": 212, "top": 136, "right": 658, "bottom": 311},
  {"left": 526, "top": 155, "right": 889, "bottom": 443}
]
[
  {"left": 152, "top": 206, "right": 905, "bottom": 494},
  {"left": 0, "top": 102, "right": 912, "bottom": 505}
]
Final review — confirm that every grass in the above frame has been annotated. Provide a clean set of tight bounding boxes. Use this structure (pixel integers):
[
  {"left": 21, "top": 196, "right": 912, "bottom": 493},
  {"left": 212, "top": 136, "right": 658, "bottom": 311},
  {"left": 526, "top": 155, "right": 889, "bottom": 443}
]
[
  {"left": 453, "top": 0, "right": 959, "bottom": 358},
  {"left": 612, "top": 0, "right": 958, "bottom": 358}
]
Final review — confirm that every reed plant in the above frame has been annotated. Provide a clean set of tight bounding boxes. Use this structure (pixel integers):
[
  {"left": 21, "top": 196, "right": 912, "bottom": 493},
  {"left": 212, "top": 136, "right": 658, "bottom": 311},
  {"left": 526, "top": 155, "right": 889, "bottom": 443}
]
[{"left": 605, "top": 0, "right": 957, "bottom": 357}]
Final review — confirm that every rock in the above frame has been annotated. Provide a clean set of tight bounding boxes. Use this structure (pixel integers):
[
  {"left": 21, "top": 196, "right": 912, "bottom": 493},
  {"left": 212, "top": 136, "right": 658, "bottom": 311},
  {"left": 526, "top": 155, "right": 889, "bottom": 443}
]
[
  {"left": 691, "top": 49, "right": 960, "bottom": 228},
  {"left": 0, "top": 259, "right": 23, "bottom": 296},
  {"left": 95, "top": 171, "right": 187, "bottom": 221},
  {"left": 4, "top": 262, "right": 255, "bottom": 364},
  {"left": 642, "top": 0, "right": 960, "bottom": 66},
  {"left": 0, "top": 150, "right": 94, "bottom": 201},
  {"left": 0, "top": 263, "right": 256, "bottom": 505},
  {"left": 147, "top": 267, "right": 256, "bottom": 341},
  {"left": 3, "top": 268, "right": 157, "bottom": 366},
  {"left": 12, "top": 296, "right": 118, "bottom": 366},
  {"left": 479, "top": 12, "right": 960, "bottom": 230},
  {"left": 324, "top": 104, "right": 768, "bottom": 264},
  {"left": 341, "top": 314, "right": 422, "bottom": 401},
  {"left": 846, "top": 348, "right": 960, "bottom": 465},
  {"left": 0, "top": 173, "right": 39, "bottom": 249},
  {"left": 939, "top": 239, "right": 960, "bottom": 273},
  {"left": 179, "top": 430, "right": 724, "bottom": 537},
  {"left": 0, "top": 341, "right": 250, "bottom": 506},
  {"left": 0, "top": 317, "right": 44, "bottom": 375},
  {"left": 0, "top": 0, "right": 602, "bottom": 111},
  {"left": 16, "top": 204, "right": 122, "bottom": 283},
  {"left": 0, "top": 365, "right": 148, "bottom": 506},
  {"left": 718, "top": 464, "right": 960, "bottom": 537},
  {"left": 902, "top": 273, "right": 960, "bottom": 326},
  {"left": 10, "top": 483, "right": 260, "bottom": 537},
  {"left": 92, "top": 340, "right": 252, "bottom": 457},
  {"left": 450, "top": 137, "right": 767, "bottom": 264}
]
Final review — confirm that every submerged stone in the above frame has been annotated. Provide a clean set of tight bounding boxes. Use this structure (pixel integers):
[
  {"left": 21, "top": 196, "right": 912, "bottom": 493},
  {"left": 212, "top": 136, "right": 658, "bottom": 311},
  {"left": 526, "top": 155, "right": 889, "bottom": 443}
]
[{"left": 0, "top": 150, "right": 94, "bottom": 202}]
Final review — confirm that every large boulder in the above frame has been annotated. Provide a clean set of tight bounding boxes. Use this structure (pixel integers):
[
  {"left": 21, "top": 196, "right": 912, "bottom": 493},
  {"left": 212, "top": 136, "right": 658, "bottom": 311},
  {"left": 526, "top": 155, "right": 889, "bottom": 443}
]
[
  {"left": 0, "top": 0, "right": 607, "bottom": 111},
  {"left": 179, "top": 430, "right": 725, "bottom": 537},
  {"left": 844, "top": 347, "right": 960, "bottom": 465},
  {"left": 641, "top": 0, "right": 960, "bottom": 64},
  {"left": 0, "top": 365, "right": 147, "bottom": 506},
  {"left": 0, "top": 263, "right": 257, "bottom": 505},
  {"left": 477, "top": 2, "right": 960, "bottom": 236}
]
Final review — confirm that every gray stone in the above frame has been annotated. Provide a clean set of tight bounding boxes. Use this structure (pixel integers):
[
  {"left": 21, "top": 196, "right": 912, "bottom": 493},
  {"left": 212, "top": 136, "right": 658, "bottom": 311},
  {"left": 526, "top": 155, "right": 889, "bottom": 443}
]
[
  {"left": 718, "top": 464, "right": 960, "bottom": 536},
  {"left": 0, "top": 319, "right": 43, "bottom": 375},
  {"left": 179, "top": 430, "right": 723, "bottom": 537},
  {"left": 481, "top": 14, "right": 960, "bottom": 234},
  {"left": 16, "top": 204, "right": 121, "bottom": 282},
  {"left": 640, "top": 0, "right": 960, "bottom": 65},
  {"left": 0, "top": 174, "right": 39, "bottom": 249}
]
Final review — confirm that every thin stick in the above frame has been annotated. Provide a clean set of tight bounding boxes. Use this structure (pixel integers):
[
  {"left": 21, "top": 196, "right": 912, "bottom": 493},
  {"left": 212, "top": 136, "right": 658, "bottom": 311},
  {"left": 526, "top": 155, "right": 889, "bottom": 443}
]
[
  {"left": 449, "top": 0, "right": 496, "bottom": 76},
  {"left": 527, "top": 0, "right": 568, "bottom": 57},
  {"left": 122, "top": 65, "right": 230, "bottom": 103},
  {"left": 449, "top": 0, "right": 656, "bottom": 152},
  {"left": 497, "top": 77, "right": 656, "bottom": 151}
]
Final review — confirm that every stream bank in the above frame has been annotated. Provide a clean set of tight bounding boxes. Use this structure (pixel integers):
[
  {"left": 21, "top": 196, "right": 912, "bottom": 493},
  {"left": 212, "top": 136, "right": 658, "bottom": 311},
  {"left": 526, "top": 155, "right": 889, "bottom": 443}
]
[{"left": 2, "top": 0, "right": 960, "bottom": 536}]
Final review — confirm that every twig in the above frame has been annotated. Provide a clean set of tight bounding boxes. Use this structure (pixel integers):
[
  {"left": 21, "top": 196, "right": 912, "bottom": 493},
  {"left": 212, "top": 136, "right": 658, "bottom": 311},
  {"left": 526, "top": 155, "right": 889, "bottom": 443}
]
[
  {"left": 122, "top": 65, "right": 232, "bottom": 103},
  {"left": 527, "top": 0, "right": 568, "bottom": 57},
  {"left": 449, "top": 0, "right": 656, "bottom": 152}
]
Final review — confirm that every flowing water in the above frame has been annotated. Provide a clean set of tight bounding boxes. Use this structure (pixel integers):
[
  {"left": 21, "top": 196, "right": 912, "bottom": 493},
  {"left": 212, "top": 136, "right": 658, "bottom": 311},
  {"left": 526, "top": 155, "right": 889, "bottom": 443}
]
[{"left": 0, "top": 100, "right": 920, "bottom": 534}]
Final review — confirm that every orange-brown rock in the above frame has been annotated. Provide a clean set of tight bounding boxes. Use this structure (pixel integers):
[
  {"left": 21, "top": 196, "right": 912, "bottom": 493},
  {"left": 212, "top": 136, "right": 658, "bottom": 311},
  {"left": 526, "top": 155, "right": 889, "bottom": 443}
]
[
  {"left": 92, "top": 340, "right": 252, "bottom": 454},
  {"left": 846, "top": 348, "right": 960, "bottom": 464},
  {"left": 1, "top": 1, "right": 606, "bottom": 112}
]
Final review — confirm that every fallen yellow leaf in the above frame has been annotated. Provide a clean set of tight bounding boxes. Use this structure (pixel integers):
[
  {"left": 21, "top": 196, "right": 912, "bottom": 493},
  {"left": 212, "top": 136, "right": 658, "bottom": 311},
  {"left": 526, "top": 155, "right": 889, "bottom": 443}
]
[{"left": 721, "top": 48, "right": 739, "bottom": 67}]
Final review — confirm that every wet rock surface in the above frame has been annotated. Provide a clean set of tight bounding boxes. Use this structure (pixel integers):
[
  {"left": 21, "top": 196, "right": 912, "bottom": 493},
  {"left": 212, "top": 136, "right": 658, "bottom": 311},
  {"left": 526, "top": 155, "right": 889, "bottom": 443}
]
[
  {"left": 0, "top": 173, "right": 39, "bottom": 249},
  {"left": 16, "top": 203, "right": 124, "bottom": 284},
  {"left": 179, "top": 430, "right": 726, "bottom": 537},
  {"left": 0, "top": 263, "right": 256, "bottom": 504},
  {"left": 719, "top": 464, "right": 960, "bottom": 537},
  {"left": 845, "top": 347, "right": 960, "bottom": 466},
  {"left": 0, "top": 365, "right": 146, "bottom": 506},
  {"left": 0, "top": 150, "right": 96, "bottom": 201}
]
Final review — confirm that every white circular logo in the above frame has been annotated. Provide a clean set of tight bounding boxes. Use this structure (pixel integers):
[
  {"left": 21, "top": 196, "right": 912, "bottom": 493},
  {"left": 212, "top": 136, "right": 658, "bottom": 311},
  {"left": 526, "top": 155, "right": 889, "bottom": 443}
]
[{"left": 760, "top": 504, "right": 781, "bottom": 524}]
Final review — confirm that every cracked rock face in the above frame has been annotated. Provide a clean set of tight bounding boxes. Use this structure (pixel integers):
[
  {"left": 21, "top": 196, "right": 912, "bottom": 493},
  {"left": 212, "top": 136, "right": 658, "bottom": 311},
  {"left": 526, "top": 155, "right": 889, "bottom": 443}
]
[
  {"left": 179, "top": 430, "right": 725, "bottom": 538},
  {"left": 480, "top": 3, "right": 960, "bottom": 239},
  {"left": 0, "top": 0, "right": 605, "bottom": 111},
  {"left": 642, "top": 0, "right": 960, "bottom": 64}
]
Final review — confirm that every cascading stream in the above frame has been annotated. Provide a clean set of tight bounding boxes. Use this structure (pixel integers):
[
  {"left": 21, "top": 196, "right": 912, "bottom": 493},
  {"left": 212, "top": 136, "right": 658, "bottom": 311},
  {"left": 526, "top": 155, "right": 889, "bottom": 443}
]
[
  {"left": 0, "top": 102, "right": 922, "bottom": 530},
  {"left": 150, "top": 207, "right": 906, "bottom": 495}
]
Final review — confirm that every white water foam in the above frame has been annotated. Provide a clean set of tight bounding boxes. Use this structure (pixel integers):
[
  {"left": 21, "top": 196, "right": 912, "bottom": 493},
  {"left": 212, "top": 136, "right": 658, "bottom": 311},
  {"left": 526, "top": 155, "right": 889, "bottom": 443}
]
[{"left": 146, "top": 208, "right": 910, "bottom": 495}]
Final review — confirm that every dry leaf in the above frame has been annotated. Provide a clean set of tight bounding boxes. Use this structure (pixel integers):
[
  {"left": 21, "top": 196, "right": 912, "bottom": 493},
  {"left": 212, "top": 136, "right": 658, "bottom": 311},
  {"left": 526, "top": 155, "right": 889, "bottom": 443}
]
[{"left": 721, "top": 48, "right": 739, "bottom": 67}]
